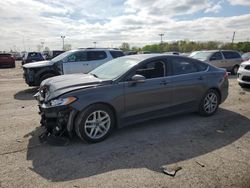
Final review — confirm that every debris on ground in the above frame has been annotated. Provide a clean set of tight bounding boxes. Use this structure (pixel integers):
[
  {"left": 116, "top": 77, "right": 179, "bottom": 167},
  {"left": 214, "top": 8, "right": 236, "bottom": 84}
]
[
  {"left": 15, "top": 139, "right": 22, "bottom": 143},
  {"left": 195, "top": 161, "right": 205, "bottom": 167},
  {"left": 162, "top": 166, "right": 182, "bottom": 177},
  {"left": 239, "top": 91, "right": 246, "bottom": 95}
]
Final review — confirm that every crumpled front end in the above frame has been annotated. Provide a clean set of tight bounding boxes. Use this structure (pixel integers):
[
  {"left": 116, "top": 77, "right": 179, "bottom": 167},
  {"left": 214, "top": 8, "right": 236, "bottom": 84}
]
[{"left": 34, "top": 86, "right": 78, "bottom": 143}]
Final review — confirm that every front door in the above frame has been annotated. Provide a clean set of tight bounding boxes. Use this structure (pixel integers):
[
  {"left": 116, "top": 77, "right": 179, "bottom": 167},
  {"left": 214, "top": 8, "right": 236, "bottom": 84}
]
[{"left": 123, "top": 59, "right": 172, "bottom": 118}]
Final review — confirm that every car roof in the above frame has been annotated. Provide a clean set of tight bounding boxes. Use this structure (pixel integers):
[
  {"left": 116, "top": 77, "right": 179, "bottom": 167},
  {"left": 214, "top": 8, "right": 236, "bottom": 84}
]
[
  {"left": 76, "top": 48, "right": 122, "bottom": 52},
  {"left": 119, "top": 53, "right": 180, "bottom": 61}
]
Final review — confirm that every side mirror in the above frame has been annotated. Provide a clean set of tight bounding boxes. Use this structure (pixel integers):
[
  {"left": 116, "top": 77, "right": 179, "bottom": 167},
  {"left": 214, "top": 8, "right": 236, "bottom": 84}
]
[{"left": 131, "top": 74, "right": 146, "bottom": 83}]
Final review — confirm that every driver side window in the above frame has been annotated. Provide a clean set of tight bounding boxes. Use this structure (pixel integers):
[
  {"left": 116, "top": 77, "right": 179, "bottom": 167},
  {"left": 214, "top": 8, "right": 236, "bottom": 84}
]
[{"left": 135, "top": 60, "right": 166, "bottom": 79}]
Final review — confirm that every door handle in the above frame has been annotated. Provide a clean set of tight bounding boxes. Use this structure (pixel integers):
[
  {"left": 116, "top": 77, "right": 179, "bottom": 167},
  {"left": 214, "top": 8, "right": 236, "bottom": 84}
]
[
  {"left": 160, "top": 80, "right": 170, "bottom": 85},
  {"left": 198, "top": 76, "right": 205, "bottom": 80},
  {"left": 82, "top": 64, "right": 88, "bottom": 66}
]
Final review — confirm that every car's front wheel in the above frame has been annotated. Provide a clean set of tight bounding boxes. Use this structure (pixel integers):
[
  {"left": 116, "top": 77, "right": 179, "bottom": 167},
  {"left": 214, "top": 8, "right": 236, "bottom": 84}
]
[
  {"left": 75, "top": 104, "right": 115, "bottom": 143},
  {"left": 198, "top": 89, "right": 220, "bottom": 116}
]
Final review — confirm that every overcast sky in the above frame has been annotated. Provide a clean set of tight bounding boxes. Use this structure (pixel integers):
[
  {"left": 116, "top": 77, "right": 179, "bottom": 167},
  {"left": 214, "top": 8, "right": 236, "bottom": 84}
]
[{"left": 0, "top": 0, "right": 250, "bottom": 51}]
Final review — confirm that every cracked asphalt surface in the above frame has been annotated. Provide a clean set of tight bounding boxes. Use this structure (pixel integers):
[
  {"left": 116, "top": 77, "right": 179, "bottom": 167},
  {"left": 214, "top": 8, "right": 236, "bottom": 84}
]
[{"left": 0, "top": 62, "right": 250, "bottom": 188}]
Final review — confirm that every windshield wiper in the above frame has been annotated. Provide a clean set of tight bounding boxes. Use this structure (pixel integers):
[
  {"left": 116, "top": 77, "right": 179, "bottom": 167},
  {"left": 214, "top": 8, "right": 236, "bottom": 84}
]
[{"left": 90, "top": 73, "right": 98, "bottom": 78}]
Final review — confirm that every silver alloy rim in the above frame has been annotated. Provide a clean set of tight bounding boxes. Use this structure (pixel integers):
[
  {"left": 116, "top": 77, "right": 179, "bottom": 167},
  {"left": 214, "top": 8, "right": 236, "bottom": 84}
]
[
  {"left": 203, "top": 92, "right": 218, "bottom": 114},
  {"left": 84, "top": 110, "right": 111, "bottom": 139}
]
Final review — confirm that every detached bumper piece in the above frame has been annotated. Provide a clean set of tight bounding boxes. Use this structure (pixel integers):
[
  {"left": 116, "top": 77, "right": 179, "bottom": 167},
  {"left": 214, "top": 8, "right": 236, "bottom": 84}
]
[{"left": 39, "top": 107, "right": 76, "bottom": 146}]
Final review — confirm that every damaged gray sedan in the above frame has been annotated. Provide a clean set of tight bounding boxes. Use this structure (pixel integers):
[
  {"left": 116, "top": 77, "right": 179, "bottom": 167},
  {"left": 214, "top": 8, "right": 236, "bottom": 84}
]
[{"left": 35, "top": 54, "right": 229, "bottom": 143}]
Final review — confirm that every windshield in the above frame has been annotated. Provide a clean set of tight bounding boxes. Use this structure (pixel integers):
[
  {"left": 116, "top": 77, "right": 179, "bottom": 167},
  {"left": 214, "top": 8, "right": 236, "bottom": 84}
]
[
  {"left": 90, "top": 57, "right": 140, "bottom": 80},
  {"left": 242, "top": 53, "right": 250, "bottom": 58},
  {"left": 191, "top": 51, "right": 213, "bottom": 61},
  {"left": 51, "top": 51, "right": 72, "bottom": 62}
]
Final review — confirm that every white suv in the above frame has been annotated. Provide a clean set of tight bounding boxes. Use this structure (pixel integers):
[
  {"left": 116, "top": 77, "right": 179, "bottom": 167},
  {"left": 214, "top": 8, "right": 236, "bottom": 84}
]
[
  {"left": 238, "top": 60, "right": 250, "bottom": 87},
  {"left": 23, "top": 48, "right": 124, "bottom": 86}
]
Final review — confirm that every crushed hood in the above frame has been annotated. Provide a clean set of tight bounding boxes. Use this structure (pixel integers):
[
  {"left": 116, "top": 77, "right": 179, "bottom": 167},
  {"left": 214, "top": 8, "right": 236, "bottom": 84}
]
[
  {"left": 23, "top": 60, "right": 54, "bottom": 68},
  {"left": 40, "top": 74, "right": 111, "bottom": 101}
]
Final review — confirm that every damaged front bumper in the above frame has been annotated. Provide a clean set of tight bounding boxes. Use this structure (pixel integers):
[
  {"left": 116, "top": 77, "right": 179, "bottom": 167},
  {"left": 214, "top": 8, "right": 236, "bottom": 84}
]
[{"left": 37, "top": 100, "right": 78, "bottom": 143}]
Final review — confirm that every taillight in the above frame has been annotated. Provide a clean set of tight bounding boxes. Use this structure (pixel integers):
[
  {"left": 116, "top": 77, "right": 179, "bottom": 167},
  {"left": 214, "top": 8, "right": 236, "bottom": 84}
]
[{"left": 224, "top": 71, "right": 228, "bottom": 79}]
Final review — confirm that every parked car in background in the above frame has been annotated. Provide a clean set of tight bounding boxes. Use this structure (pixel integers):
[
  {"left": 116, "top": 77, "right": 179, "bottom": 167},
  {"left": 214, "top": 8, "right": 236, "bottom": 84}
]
[
  {"left": 12, "top": 52, "right": 22, "bottom": 60},
  {"left": 237, "top": 60, "right": 250, "bottom": 87},
  {"left": 124, "top": 51, "right": 138, "bottom": 55},
  {"left": 191, "top": 50, "right": 242, "bottom": 75},
  {"left": 164, "top": 51, "right": 180, "bottom": 55},
  {"left": 22, "top": 52, "right": 44, "bottom": 65},
  {"left": 0, "top": 53, "right": 15, "bottom": 68},
  {"left": 35, "top": 54, "right": 228, "bottom": 143},
  {"left": 242, "top": 52, "right": 250, "bottom": 61},
  {"left": 23, "top": 48, "right": 125, "bottom": 86},
  {"left": 45, "top": 50, "right": 65, "bottom": 60}
]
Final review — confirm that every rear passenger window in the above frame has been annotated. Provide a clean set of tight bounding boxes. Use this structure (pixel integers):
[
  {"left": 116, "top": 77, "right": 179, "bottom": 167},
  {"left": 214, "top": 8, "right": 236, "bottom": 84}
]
[
  {"left": 222, "top": 51, "right": 241, "bottom": 59},
  {"left": 171, "top": 57, "right": 208, "bottom": 75},
  {"left": 87, "top": 51, "right": 107, "bottom": 61},
  {"left": 110, "top": 51, "right": 124, "bottom": 58}
]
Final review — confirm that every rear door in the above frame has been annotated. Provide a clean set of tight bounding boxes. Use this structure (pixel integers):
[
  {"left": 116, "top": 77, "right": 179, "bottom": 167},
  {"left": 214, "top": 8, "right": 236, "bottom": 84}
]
[
  {"left": 86, "top": 51, "right": 109, "bottom": 72},
  {"left": 62, "top": 51, "right": 89, "bottom": 74},
  {"left": 169, "top": 56, "right": 208, "bottom": 110},
  {"left": 221, "top": 51, "right": 242, "bottom": 71},
  {"left": 123, "top": 58, "right": 172, "bottom": 118}
]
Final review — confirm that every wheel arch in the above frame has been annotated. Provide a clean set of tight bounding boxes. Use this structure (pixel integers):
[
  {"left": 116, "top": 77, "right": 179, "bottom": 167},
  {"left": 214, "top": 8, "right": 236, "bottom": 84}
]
[
  {"left": 208, "top": 87, "right": 221, "bottom": 103},
  {"left": 73, "top": 102, "right": 118, "bottom": 129}
]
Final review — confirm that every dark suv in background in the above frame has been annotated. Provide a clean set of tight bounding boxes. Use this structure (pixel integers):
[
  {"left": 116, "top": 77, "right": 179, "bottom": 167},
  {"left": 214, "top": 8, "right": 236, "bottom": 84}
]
[
  {"left": 190, "top": 50, "right": 242, "bottom": 74},
  {"left": 22, "top": 52, "right": 44, "bottom": 65}
]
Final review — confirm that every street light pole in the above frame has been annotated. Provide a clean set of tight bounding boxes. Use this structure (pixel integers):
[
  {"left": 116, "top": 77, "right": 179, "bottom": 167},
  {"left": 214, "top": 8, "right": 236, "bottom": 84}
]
[
  {"left": 159, "top": 33, "right": 164, "bottom": 44},
  {"left": 61, "top": 36, "right": 65, "bottom": 50},
  {"left": 93, "top": 42, "right": 97, "bottom": 48}
]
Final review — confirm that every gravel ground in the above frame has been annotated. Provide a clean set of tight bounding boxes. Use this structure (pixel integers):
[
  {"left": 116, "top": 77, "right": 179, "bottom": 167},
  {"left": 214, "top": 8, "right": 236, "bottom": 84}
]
[{"left": 0, "top": 62, "right": 250, "bottom": 188}]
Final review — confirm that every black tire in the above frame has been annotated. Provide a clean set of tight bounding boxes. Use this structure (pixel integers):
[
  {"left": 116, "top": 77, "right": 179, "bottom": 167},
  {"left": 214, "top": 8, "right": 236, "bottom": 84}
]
[
  {"left": 239, "top": 83, "right": 249, "bottom": 88},
  {"left": 39, "top": 73, "right": 55, "bottom": 84},
  {"left": 231, "top": 65, "right": 239, "bottom": 75},
  {"left": 75, "top": 104, "right": 115, "bottom": 143},
  {"left": 198, "top": 89, "right": 220, "bottom": 116}
]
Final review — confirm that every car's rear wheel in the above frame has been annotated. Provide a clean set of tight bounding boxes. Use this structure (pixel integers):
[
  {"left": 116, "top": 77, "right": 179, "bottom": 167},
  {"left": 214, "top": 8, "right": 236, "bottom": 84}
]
[
  {"left": 199, "top": 89, "right": 219, "bottom": 116},
  {"left": 231, "top": 65, "right": 239, "bottom": 75},
  {"left": 75, "top": 104, "right": 115, "bottom": 143}
]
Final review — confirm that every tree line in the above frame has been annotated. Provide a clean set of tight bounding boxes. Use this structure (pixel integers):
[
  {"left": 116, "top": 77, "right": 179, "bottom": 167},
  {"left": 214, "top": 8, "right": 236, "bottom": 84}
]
[{"left": 120, "top": 41, "right": 250, "bottom": 53}]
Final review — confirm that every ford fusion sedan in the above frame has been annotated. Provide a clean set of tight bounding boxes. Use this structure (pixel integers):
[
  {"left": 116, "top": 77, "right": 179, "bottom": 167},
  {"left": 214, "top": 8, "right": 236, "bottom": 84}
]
[
  {"left": 237, "top": 60, "right": 250, "bottom": 87},
  {"left": 35, "top": 54, "right": 229, "bottom": 143},
  {"left": 23, "top": 48, "right": 124, "bottom": 86}
]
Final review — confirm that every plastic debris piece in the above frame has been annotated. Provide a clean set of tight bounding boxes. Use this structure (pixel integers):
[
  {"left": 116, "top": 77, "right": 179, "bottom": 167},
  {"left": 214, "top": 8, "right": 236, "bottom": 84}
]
[{"left": 162, "top": 166, "right": 182, "bottom": 177}]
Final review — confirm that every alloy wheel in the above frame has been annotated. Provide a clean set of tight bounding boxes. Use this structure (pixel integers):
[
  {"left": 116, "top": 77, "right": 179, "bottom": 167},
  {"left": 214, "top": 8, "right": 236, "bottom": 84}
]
[
  {"left": 203, "top": 92, "right": 218, "bottom": 114},
  {"left": 84, "top": 110, "right": 111, "bottom": 139}
]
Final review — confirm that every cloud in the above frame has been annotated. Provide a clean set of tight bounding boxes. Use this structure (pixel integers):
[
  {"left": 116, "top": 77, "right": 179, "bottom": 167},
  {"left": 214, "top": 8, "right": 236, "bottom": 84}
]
[
  {"left": 0, "top": 0, "right": 249, "bottom": 51},
  {"left": 228, "top": 0, "right": 250, "bottom": 6}
]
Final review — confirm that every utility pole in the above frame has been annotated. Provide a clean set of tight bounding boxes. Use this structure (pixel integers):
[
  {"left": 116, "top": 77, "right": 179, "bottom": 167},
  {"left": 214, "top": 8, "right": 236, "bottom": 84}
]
[
  {"left": 231, "top": 31, "right": 235, "bottom": 44},
  {"left": 159, "top": 33, "right": 164, "bottom": 44},
  {"left": 93, "top": 42, "right": 97, "bottom": 48},
  {"left": 61, "top": 36, "right": 65, "bottom": 50},
  {"left": 159, "top": 34, "right": 164, "bottom": 52}
]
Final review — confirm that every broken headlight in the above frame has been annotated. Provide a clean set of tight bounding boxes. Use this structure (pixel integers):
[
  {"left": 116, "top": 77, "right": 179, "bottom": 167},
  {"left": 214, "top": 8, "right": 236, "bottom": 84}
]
[{"left": 50, "top": 97, "right": 77, "bottom": 107}]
